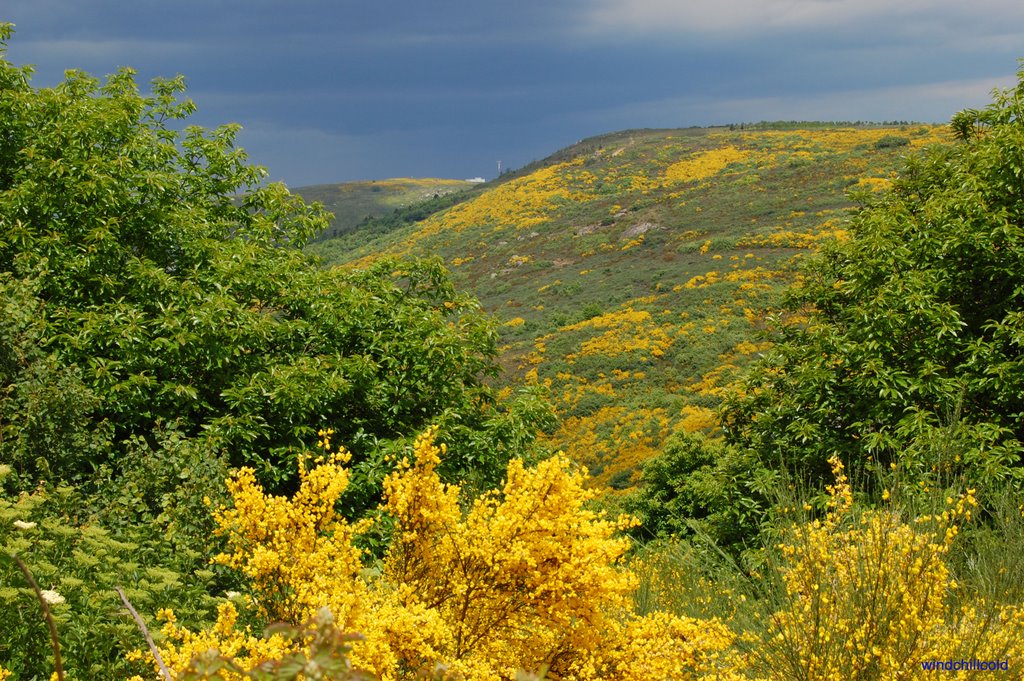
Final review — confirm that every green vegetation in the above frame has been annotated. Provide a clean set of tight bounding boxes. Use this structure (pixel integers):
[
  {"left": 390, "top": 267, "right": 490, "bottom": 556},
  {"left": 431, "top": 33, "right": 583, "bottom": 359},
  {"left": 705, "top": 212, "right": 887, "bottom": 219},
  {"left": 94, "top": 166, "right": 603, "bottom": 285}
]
[
  {"left": 623, "top": 67, "right": 1024, "bottom": 559},
  {"left": 295, "top": 177, "right": 476, "bottom": 243},
  {"left": 312, "top": 121, "right": 948, "bottom": 488},
  {"left": 0, "top": 28, "right": 547, "bottom": 506},
  {"left": 715, "top": 69, "right": 1024, "bottom": 541}
]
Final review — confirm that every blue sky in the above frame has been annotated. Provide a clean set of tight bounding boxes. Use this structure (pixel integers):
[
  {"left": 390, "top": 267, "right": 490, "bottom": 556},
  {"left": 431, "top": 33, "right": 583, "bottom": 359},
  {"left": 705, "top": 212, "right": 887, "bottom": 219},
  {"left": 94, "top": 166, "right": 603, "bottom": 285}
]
[{"left": 4, "top": 1, "right": 1022, "bottom": 186}]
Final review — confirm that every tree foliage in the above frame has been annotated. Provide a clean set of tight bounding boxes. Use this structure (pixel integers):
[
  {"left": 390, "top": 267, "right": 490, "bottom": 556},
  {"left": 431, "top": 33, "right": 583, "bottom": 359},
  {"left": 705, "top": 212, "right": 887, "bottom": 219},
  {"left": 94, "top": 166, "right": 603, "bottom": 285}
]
[
  {"left": 0, "top": 25, "right": 551, "bottom": 520},
  {"left": 721, "top": 65, "right": 1024, "bottom": 493},
  {"left": 624, "top": 432, "right": 758, "bottom": 546}
]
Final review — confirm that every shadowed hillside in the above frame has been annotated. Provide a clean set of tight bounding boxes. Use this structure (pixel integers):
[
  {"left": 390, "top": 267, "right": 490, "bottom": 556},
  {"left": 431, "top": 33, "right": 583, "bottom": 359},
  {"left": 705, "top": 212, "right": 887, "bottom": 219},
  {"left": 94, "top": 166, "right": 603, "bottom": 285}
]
[{"left": 294, "top": 177, "right": 477, "bottom": 242}]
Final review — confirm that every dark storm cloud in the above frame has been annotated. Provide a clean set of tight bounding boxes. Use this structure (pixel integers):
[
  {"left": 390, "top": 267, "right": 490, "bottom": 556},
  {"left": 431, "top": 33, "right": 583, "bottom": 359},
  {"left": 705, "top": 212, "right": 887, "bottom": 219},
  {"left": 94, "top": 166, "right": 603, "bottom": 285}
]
[{"left": 3, "top": 0, "right": 1020, "bottom": 185}]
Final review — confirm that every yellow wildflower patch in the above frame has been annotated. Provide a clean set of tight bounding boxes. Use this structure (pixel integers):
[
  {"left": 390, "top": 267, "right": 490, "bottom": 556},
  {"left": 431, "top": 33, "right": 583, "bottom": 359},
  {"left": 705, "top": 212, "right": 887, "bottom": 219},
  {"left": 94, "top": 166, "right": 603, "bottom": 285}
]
[
  {"left": 145, "top": 429, "right": 732, "bottom": 680},
  {"left": 664, "top": 146, "right": 750, "bottom": 184}
]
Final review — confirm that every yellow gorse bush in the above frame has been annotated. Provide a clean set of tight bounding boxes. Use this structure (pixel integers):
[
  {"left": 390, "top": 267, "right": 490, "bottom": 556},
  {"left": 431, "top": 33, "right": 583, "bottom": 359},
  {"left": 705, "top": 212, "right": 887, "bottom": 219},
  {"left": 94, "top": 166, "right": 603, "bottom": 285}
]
[
  {"left": 757, "top": 457, "right": 1024, "bottom": 680},
  {"left": 212, "top": 433, "right": 367, "bottom": 626},
  {"left": 419, "top": 161, "right": 593, "bottom": 238},
  {"left": 147, "top": 428, "right": 736, "bottom": 680},
  {"left": 560, "top": 307, "right": 677, "bottom": 361},
  {"left": 132, "top": 602, "right": 294, "bottom": 676}
]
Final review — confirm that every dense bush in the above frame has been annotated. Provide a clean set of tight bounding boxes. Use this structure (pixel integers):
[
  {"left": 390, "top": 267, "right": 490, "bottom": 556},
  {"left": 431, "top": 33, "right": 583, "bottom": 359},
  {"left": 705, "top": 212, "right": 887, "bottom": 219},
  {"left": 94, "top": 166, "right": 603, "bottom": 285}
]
[
  {"left": 0, "top": 464, "right": 218, "bottom": 679},
  {"left": 138, "top": 430, "right": 739, "bottom": 681},
  {"left": 624, "top": 432, "right": 760, "bottom": 546},
  {"left": 872, "top": 134, "right": 910, "bottom": 149}
]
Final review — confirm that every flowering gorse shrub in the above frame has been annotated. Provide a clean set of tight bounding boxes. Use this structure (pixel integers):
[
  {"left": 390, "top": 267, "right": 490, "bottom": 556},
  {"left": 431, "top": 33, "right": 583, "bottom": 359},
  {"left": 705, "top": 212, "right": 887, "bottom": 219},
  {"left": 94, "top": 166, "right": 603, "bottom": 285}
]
[
  {"left": 131, "top": 603, "right": 294, "bottom": 678},
  {"left": 128, "top": 606, "right": 375, "bottom": 681},
  {"left": 212, "top": 432, "right": 367, "bottom": 626},
  {"left": 752, "top": 457, "right": 1024, "bottom": 680},
  {"left": 143, "top": 429, "right": 736, "bottom": 680}
]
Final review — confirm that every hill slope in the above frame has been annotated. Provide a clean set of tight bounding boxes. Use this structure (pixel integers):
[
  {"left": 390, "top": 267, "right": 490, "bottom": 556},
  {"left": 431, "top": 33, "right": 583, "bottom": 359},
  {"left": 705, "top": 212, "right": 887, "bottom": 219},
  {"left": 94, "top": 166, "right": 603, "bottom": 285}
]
[
  {"left": 294, "top": 177, "right": 477, "bottom": 241},
  {"left": 309, "top": 125, "right": 951, "bottom": 487}
]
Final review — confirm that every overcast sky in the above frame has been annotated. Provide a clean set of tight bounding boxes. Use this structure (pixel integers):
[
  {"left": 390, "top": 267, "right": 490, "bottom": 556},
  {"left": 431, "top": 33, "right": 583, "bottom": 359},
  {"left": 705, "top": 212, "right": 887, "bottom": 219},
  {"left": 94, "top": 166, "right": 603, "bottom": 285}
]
[{"left": 4, "top": 1, "right": 1022, "bottom": 186}]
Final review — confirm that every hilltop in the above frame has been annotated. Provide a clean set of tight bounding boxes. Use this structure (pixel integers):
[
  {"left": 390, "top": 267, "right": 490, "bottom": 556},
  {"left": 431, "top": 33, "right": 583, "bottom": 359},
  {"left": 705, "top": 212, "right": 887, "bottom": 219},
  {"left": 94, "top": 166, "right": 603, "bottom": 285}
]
[
  {"left": 308, "top": 124, "right": 951, "bottom": 488},
  {"left": 294, "top": 177, "right": 478, "bottom": 242}
]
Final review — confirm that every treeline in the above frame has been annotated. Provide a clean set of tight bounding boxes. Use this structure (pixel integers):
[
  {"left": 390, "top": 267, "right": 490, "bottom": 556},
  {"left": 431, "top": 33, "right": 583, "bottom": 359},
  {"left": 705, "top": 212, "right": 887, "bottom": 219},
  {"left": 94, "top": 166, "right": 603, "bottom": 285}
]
[
  {"left": 316, "top": 189, "right": 475, "bottom": 249},
  {"left": 735, "top": 119, "right": 922, "bottom": 130},
  {"left": 309, "top": 187, "right": 475, "bottom": 246}
]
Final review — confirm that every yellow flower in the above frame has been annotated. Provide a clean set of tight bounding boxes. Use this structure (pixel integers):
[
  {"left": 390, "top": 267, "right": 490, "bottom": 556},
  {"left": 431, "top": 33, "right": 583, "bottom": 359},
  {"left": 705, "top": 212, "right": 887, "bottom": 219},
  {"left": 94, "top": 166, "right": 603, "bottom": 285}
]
[{"left": 156, "top": 428, "right": 736, "bottom": 680}]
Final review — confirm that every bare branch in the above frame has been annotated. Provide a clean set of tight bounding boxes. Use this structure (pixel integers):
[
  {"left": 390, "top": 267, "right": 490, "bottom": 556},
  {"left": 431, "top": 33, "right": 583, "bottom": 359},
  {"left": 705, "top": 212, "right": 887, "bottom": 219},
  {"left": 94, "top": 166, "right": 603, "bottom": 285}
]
[
  {"left": 10, "top": 553, "right": 64, "bottom": 681},
  {"left": 116, "top": 585, "right": 174, "bottom": 681}
]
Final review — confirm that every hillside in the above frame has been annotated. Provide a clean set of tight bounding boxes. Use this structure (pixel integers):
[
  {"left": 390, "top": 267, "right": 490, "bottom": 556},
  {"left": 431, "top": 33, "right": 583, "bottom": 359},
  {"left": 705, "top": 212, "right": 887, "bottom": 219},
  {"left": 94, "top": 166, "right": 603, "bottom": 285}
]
[
  {"left": 293, "top": 177, "right": 477, "bottom": 241},
  {"left": 308, "top": 124, "right": 951, "bottom": 488}
]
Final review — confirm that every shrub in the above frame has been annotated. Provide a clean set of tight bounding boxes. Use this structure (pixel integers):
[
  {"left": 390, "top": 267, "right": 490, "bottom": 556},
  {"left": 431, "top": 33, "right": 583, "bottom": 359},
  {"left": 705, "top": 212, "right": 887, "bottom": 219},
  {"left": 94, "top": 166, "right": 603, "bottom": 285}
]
[
  {"left": 0, "top": 466, "right": 216, "bottom": 679},
  {"left": 631, "top": 457, "right": 1024, "bottom": 680},
  {"left": 873, "top": 134, "right": 910, "bottom": 149},
  {"left": 623, "top": 432, "right": 773, "bottom": 552},
  {"left": 140, "top": 429, "right": 738, "bottom": 680},
  {"left": 747, "top": 458, "right": 1024, "bottom": 680}
]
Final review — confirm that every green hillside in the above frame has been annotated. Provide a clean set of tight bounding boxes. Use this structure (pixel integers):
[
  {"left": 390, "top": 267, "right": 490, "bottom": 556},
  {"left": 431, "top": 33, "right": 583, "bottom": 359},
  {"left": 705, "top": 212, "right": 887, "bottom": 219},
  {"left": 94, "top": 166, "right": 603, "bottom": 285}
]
[
  {"left": 293, "top": 177, "right": 477, "bottom": 241},
  {"left": 309, "top": 124, "right": 951, "bottom": 487}
]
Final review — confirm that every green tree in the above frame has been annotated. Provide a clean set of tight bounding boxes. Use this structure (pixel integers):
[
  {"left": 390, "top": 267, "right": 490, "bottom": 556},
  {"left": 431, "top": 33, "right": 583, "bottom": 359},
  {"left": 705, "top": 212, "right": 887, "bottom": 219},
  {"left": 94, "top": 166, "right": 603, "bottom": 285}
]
[
  {"left": 0, "top": 24, "right": 551, "bottom": 523},
  {"left": 0, "top": 27, "right": 554, "bottom": 676},
  {"left": 721, "top": 63, "right": 1024, "bottom": 496},
  {"left": 623, "top": 431, "right": 777, "bottom": 554}
]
